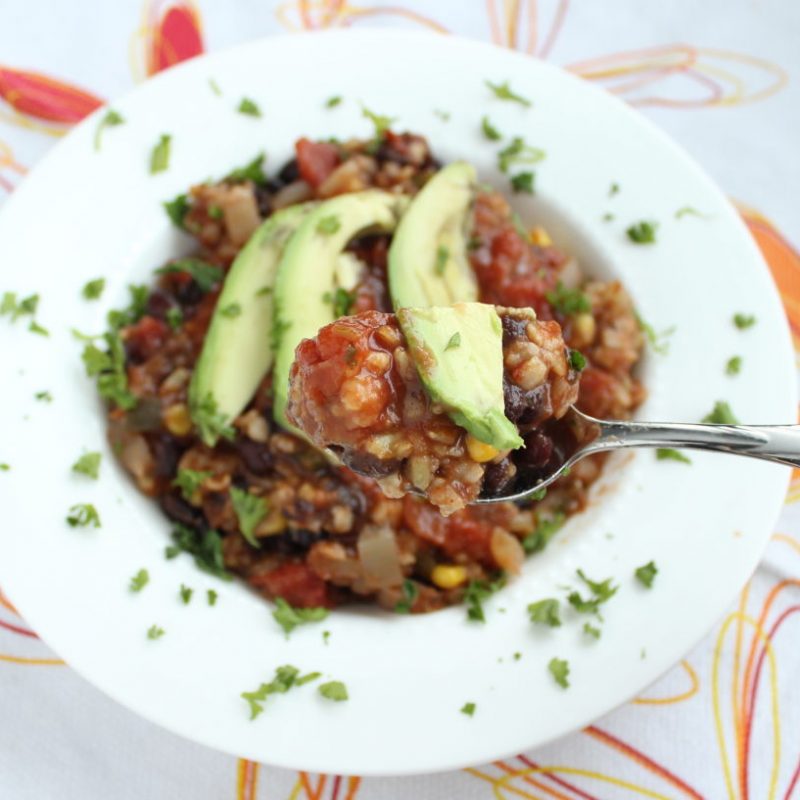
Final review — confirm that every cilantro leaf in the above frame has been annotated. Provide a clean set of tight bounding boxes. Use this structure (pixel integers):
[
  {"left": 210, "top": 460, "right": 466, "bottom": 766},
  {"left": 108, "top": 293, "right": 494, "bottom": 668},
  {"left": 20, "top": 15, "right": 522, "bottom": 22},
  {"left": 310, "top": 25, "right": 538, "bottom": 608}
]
[
  {"left": 272, "top": 597, "right": 329, "bottom": 635},
  {"left": 72, "top": 451, "right": 102, "bottom": 479},
  {"left": 394, "top": 579, "right": 418, "bottom": 614},
  {"left": 635, "top": 312, "right": 675, "bottom": 355},
  {"left": 150, "top": 134, "right": 172, "bottom": 174},
  {"left": 166, "top": 307, "right": 183, "bottom": 330},
  {"left": 464, "top": 573, "right": 506, "bottom": 623},
  {"left": 66, "top": 503, "right": 101, "bottom": 528},
  {"left": 147, "top": 625, "right": 165, "bottom": 640},
  {"left": 0, "top": 292, "right": 39, "bottom": 322},
  {"left": 460, "top": 702, "right": 476, "bottom": 716},
  {"left": 497, "top": 137, "right": 545, "bottom": 173},
  {"left": 225, "top": 152, "right": 267, "bottom": 184},
  {"left": 522, "top": 512, "right": 565, "bottom": 554},
  {"left": 511, "top": 171, "right": 535, "bottom": 194},
  {"left": 569, "top": 349, "right": 586, "bottom": 371},
  {"left": 166, "top": 524, "right": 232, "bottom": 580},
  {"left": 485, "top": 79, "right": 532, "bottom": 107},
  {"left": 156, "top": 259, "right": 223, "bottom": 292},
  {"left": 322, "top": 287, "right": 355, "bottom": 318},
  {"left": 325, "top": 95, "right": 342, "bottom": 108},
  {"left": 626, "top": 220, "right": 658, "bottom": 244},
  {"left": 82, "top": 278, "right": 106, "bottom": 300},
  {"left": 733, "top": 313, "right": 756, "bottom": 330},
  {"left": 548, "top": 657, "right": 569, "bottom": 688},
  {"left": 675, "top": 206, "right": 706, "bottom": 219},
  {"left": 527, "top": 598, "right": 561, "bottom": 627},
  {"left": 567, "top": 569, "right": 617, "bottom": 615},
  {"left": 702, "top": 401, "right": 739, "bottom": 425},
  {"left": 230, "top": 487, "right": 268, "bottom": 548},
  {"left": 173, "top": 468, "right": 211, "bottom": 501},
  {"left": 361, "top": 105, "right": 395, "bottom": 144},
  {"left": 635, "top": 561, "right": 658, "bottom": 588},
  {"left": 34, "top": 391, "right": 52, "bottom": 402},
  {"left": 481, "top": 115, "right": 502, "bottom": 141},
  {"left": 94, "top": 109, "right": 124, "bottom": 151},
  {"left": 546, "top": 283, "right": 590, "bottom": 316},
  {"left": 209, "top": 78, "right": 222, "bottom": 96},
  {"left": 164, "top": 194, "right": 191, "bottom": 229},
  {"left": 179, "top": 584, "right": 193, "bottom": 604},
  {"left": 129, "top": 569, "right": 149, "bottom": 592},
  {"left": 237, "top": 97, "right": 262, "bottom": 117},
  {"left": 656, "top": 448, "right": 692, "bottom": 464},
  {"left": 726, "top": 355, "right": 742, "bottom": 376},
  {"left": 319, "top": 681, "right": 348, "bottom": 702},
  {"left": 241, "top": 665, "right": 319, "bottom": 720},
  {"left": 28, "top": 321, "right": 49, "bottom": 337},
  {"left": 583, "top": 622, "right": 601, "bottom": 639},
  {"left": 81, "top": 331, "right": 136, "bottom": 410},
  {"left": 190, "top": 392, "right": 235, "bottom": 447},
  {"left": 207, "top": 589, "right": 218, "bottom": 606},
  {"left": 609, "top": 182, "right": 620, "bottom": 196}
]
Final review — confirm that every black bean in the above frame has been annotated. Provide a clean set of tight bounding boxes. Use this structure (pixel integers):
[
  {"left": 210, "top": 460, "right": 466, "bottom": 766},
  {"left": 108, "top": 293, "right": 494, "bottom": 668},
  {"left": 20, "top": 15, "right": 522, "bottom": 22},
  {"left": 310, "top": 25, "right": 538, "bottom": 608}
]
[
  {"left": 254, "top": 186, "right": 272, "bottom": 217},
  {"left": 516, "top": 431, "right": 554, "bottom": 469},
  {"left": 501, "top": 314, "right": 528, "bottom": 344},
  {"left": 340, "top": 450, "right": 401, "bottom": 479},
  {"left": 174, "top": 279, "right": 203, "bottom": 307},
  {"left": 146, "top": 433, "right": 181, "bottom": 478},
  {"left": 160, "top": 493, "right": 205, "bottom": 530},
  {"left": 236, "top": 439, "right": 273, "bottom": 475},
  {"left": 277, "top": 158, "right": 300, "bottom": 185},
  {"left": 146, "top": 289, "right": 174, "bottom": 321},
  {"left": 482, "top": 458, "right": 517, "bottom": 497}
]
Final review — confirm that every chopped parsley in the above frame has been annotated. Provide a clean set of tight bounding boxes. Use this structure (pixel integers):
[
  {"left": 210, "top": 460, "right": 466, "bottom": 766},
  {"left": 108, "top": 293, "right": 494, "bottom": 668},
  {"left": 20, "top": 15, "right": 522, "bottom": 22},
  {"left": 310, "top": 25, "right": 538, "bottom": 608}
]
[
  {"left": 497, "top": 137, "right": 545, "bottom": 173},
  {"left": 481, "top": 115, "right": 502, "bottom": 141},
  {"left": 322, "top": 287, "right": 355, "bottom": 318},
  {"left": 82, "top": 278, "right": 106, "bottom": 300},
  {"left": 226, "top": 152, "right": 267, "bottom": 184},
  {"left": 394, "top": 579, "right": 418, "bottom": 614},
  {"left": 29, "top": 321, "right": 49, "bottom": 337},
  {"left": 207, "top": 589, "right": 218, "bottom": 606},
  {"left": 464, "top": 573, "right": 506, "bottom": 623},
  {"left": 362, "top": 105, "right": 395, "bottom": 147},
  {"left": 129, "top": 569, "right": 149, "bottom": 592},
  {"left": 66, "top": 503, "right": 101, "bottom": 528},
  {"left": 156, "top": 259, "right": 223, "bottom": 292},
  {"left": 434, "top": 245, "right": 449, "bottom": 276},
  {"left": 1, "top": 291, "right": 39, "bottom": 322},
  {"left": 635, "top": 313, "right": 675, "bottom": 355},
  {"left": 702, "top": 401, "right": 739, "bottom": 425},
  {"left": 635, "top": 561, "right": 658, "bottom": 588},
  {"left": 220, "top": 303, "right": 242, "bottom": 318},
  {"left": 190, "top": 392, "right": 235, "bottom": 447},
  {"left": 173, "top": 468, "right": 211, "bottom": 501},
  {"left": 81, "top": 331, "right": 136, "bottom": 410},
  {"left": 147, "top": 625, "right": 165, "bottom": 640},
  {"left": 609, "top": 182, "right": 620, "bottom": 196},
  {"left": 485, "top": 79, "right": 531, "bottom": 107},
  {"left": 241, "top": 665, "right": 320, "bottom": 720},
  {"left": 460, "top": 702, "right": 476, "bottom": 716},
  {"left": 626, "top": 220, "right": 658, "bottom": 244},
  {"left": 166, "top": 307, "right": 183, "bottom": 330},
  {"left": 546, "top": 282, "right": 590, "bottom": 315},
  {"left": 548, "top": 657, "right": 569, "bottom": 688},
  {"left": 209, "top": 78, "right": 222, "bottom": 96},
  {"left": 675, "top": 206, "right": 706, "bottom": 219},
  {"left": 179, "top": 584, "right": 193, "bottom": 604},
  {"left": 445, "top": 332, "right": 461, "bottom": 351},
  {"left": 319, "top": 681, "right": 348, "bottom": 702},
  {"left": 325, "top": 95, "right": 342, "bottom": 108},
  {"left": 230, "top": 487, "right": 268, "bottom": 548},
  {"left": 511, "top": 171, "right": 535, "bottom": 194},
  {"left": 317, "top": 215, "right": 341, "bottom": 235},
  {"left": 149, "top": 134, "right": 172, "bottom": 174},
  {"left": 656, "top": 448, "right": 692, "bottom": 464},
  {"left": 106, "top": 283, "right": 148, "bottom": 330},
  {"left": 527, "top": 598, "right": 561, "bottom": 627},
  {"left": 726, "top": 355, "right": 742, "bottom": 376},
  {"left": 522, "top": 512, "right": 565, "bottom": 554},
  {"left": 272, "top": 597, "right": 329, "bottom": 635},
  {"left": 164, "top": 193, "right": 190, "bottom": 229},
  {"left": 583, "top": 622, "right": 601, "bottom": 639},
  {"left": 237, "top": 97, "right": 261, "bottom": 117},
  {"left": 568, "top": 349, "right": 586, "bottom": 371},
  {"left": 34, "top": 391, "right": 52, "bottom": 402},
  {"left": 166, "top": 524, "right": 232, "bottom": 580},
  {"left": 72, "top": 451, "right": 102, "bottom": 479},
  {"left": 94, "top": 109, "right": 124, "bottom": 151},
  {"left": 567, "top": 569, "right": 617, "bottom": 615},
  {"left": 733, "top": 313, "right": 756, "bottom": 330},
  {"left": 322, "top": 630, "right": 331, "bottom": 644}
]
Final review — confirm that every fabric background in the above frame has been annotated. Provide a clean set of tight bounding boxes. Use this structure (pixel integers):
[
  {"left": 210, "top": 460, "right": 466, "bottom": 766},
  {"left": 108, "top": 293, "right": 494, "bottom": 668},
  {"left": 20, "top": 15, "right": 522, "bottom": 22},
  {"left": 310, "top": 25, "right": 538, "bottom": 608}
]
[{"left": 0, "top": 2, "right": 798, "bottom": 798}]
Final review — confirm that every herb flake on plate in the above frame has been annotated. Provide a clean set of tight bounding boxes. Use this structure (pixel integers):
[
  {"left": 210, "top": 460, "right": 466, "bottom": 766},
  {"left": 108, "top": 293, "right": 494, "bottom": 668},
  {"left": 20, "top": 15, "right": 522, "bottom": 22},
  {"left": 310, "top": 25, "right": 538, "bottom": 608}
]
[
  {"left": 527, "top": 598, "right": 561, "bottom": 627},
  {"left": 485, "top": 79, "right": 531, "bottom": 107},
  {"left": 129, "top": 569, "right": 149, "bottom": 592},
  {"left": 702, "top": 401, "right": 739, "bottom": 425},
  {"left": 72, "top": 451, "right": 102, "bottom": 479},
  {"left": 150, "top": 134, "right": 172, "bottom": 174},
  {"left": 237, "top": 97, "right": 262, "bottom": 117},
  {"left": 626, "top": 220, "right": 658, "bottom": 244},
  {"left": 241, "top": 665, "right": 320, "bottom": 720},
  {"left": 273, "top": 597, "right": 329, "bottom": 635},
  {"left": 66, "top": 503, "right": 101, "bottom": 528},
  {"left": 94, "top": 109, "right": 124, "bottom": 151},
  {"left": 656, "top": 448, "right": 691, "bottom": 464},
  {"left": 461, "top": 702, "right": 476, "bottom": 716},
  {"left": 230, "top": 487, "right": 268, "bottom": 548},
  {"left": 548, "top": 657, "right": 570, "bottom": 688},
  {"left": 635, "top": 561, "right": 658, "bottom": 588},
  {"left": 82, "top": 278, "right": 106, "bottom": 300},
  {"left": 319, "top": 681, "right": 348, "bottom": 702}
]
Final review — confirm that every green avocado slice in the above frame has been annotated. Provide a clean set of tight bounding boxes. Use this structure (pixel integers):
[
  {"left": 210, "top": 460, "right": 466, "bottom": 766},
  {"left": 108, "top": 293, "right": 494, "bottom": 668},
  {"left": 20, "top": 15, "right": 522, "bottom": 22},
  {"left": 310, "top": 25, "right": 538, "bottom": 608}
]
[
  {"left": 388, "top": 161, "right": 478, "bottom": 310},
  {"left": 397, "top": 303, "right": 523, "bottom": 451},
  {"left": 188, "top": 202, "right": 316, "bottom": 441},
  {"left": 272, "top": 190, "right": 409, "bottom": 431}
]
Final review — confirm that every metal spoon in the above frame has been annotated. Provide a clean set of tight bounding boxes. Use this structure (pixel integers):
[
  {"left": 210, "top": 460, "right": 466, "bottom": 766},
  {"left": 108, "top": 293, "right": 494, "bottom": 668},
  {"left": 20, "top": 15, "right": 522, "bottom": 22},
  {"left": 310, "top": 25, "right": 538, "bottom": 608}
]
[{"left": 474, "top": 406, "right": 800, "bottom": 505}]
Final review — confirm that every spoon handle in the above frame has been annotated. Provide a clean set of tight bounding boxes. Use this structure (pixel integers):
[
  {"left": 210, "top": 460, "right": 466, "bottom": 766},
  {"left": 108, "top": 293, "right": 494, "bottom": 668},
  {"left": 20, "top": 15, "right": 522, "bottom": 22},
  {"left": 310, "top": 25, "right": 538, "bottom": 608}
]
[{"left": 590, "top": 419, "right": 800, "bottom": 469}]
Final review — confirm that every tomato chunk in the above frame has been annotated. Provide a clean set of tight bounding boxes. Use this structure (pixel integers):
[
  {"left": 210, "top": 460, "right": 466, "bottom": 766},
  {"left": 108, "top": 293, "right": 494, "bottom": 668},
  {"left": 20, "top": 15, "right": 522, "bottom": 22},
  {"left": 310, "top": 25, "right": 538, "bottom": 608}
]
[
  {"left": 248, "top": 562, "right": 332, "bottom": 608},
  {"left": 295, "top": 138, "right": 340, "bottom": 188}
]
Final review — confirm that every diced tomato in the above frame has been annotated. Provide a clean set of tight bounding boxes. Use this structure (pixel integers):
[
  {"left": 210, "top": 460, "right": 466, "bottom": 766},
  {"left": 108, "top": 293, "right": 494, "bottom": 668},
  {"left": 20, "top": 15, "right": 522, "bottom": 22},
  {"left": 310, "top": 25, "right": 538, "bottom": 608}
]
[
  {"left": 124, "top": 315, "right": 169, "bottom": 363},
  {"left": 295, "top": 138, "right": 340, "bottom": 188},
  {"left": 576, "top": 366, "right": 617, "bottom": 419},
  {"left": 182, "top": 288, "right": 220, "bottom": 353},
  {"left": 248, "top": 562, "right": 332, "bottom": 608}
]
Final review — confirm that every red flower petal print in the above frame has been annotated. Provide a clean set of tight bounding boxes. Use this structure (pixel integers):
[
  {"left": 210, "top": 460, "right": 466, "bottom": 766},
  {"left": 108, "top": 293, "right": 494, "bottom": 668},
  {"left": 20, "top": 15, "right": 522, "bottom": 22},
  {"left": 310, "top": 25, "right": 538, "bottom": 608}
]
[
  {"left": 147, "top": 1, "right": 205, "bottom": 75},
  {"left": 0, "top": 67, "right": 103, "bottom": 124}
]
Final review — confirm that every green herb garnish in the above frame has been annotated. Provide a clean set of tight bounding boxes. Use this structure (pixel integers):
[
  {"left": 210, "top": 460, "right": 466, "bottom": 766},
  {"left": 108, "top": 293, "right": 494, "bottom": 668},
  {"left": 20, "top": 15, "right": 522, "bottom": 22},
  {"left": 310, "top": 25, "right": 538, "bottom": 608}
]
[
  {"left": 82, "top": 278, "right": 106, "bottom": 300},
  {"left": 190, "top": 392, "right": 235, "bottom": 447},
  {"left": 166, "top": 307, "right": 183, "bottom": 330},
  {"left": 434, "top": 244, "right": 449, "bottom": 276},
  {"left": 626, "top": 220, "right": 658, "bottom": 244},
  {"left": 548, "top": 657, "right": 569, "bottom": 688},
  {"left": 220, "top": 303, "right": 241, "bottom": 318},
  {"left": 173, "top": 468, "right": 211, "bottom": 501},
  {"left": 179, "top": 584, "right": 193, "bottom": 604},
  {"left": 0, "top": 292, "right": 39, "bottom": 322},
  {"left": 237, "top": 97, "right": 261, "bottom": 117},
  {"left": 445, "top": 332, "right": 461, "bottom": 351},
  {"left": 464, "top": 573, "right": 506, "bottom": 623},
  {"left": 230, "top": 487, "right": 268, "bottom": 548},
  {"left": 583, "top": 622, "right": 601, "bottom": 639},
  {"left": 567, "top": 569, "right": 617, "bottom": 615},
  {"left": 702, "top": 401, "right": 739, "bottom": 425},
  {"left": 321, "top": 287, "right": 355, "bottom": 318},
  {"left": 164, "top": 194, "right": 190, "bottom": 229},
  {"left": 485, "top": 79, "right": 531, "bottom": 107},
  {"left": 511, "top": 171, "right": 535, "bottom": 194},
  {"left": 166, "top": 524, "right": 232, "bottom": 580},
  {"left": 325, "top": 95, "right": 342, "bottom": 108},
  {"left": 226, "top": 152, "right": 267, "bottom": 184},
  {"left": 209, "top": 78, "right": 222, "bottom": 96},
  {"left": 147, "top": 625, "right": 165, "bottom": 640},
  {"left": 66, "top": 503, "right": 101, "bottom": 528},
  {"left": 675, "top": 206, "right": 706, "bottom": 219},
  {"left": 94, "top": 109, "right": 124, "bottom": 151},
  {"left": 81, "top": 331, "right": 136, "bottom": 410},
  {"left": 546, "top": 282, "right": 590, "bottom": 315},
  {"left": 394, "top": 579, "right": 418, "bottom": 614},
  {"left": 317, "top": 215, "right": 341, "bottom": 235},
  {"left": 319, "top": 681, "right": 348, "bottom": 702},
  {"left": 129, "top": 569, "right": 149, "bottom": 592},
  {"left": 156, "top": 259, "right": 223, "bottom": 292},
  {"left": 72, "top": 451, "right": 102, "bottom": 479},
  {"left": 733, "top": 313, "right": 756, "bottom": 330},
  {"left": 34, "top": 391, "right": 52, "bottom": 402},
  {"left": 635, "top": 561, "right": 658, "bottom": 588},
  {"left": 362, "top": 105, "right": 395, "bottom": 145},
  {"left": 497, "top": 137, "right": 545, "bottom": 173},
  {"left": 527, "top": 598, "right": 561, "bottom": 627},
  {"left": 569, "top": 349, "right": 586, "bottom": 371},
  {"left": 609, "top": 182, "right": 620, "bottom": 196},
  {"left": 635, "top": 313, "right": 674, "bottom": 355},
  {"left": 522, "top": 512, "right": 565, "bottom": 554},
  {"left": 28, "top": 320, "right": 49, "bottom": 336},
  {"left": 481, "top": 115, "right": 502, "bottom": 140},
  {"left": 726, "top": 355, "right": 742, "bottom": 376},
  {"left": 207, "top": 589, "right": 218, "bottom": 606},
  {"left": 273, "top": 597, "right": 329, "bottom": 636},
  {"left": 150, "top": 134, "right": 172, "bottom": 174},
  {"left": 241, "top": 665, "right": 319, "bottom": 720},
  {"left": 460, "top": 702, "right": 476, "bottom": 716},
  {"left": 655, "top": 448, "right": 692, "bottom": 464}
]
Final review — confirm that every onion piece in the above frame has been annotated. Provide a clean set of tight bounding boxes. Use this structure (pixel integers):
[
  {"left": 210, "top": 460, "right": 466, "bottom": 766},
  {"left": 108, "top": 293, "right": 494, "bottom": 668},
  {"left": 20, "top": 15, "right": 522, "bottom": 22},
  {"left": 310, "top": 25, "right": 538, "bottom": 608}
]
[
  {"left": 357, "top": 523, "right": 404, "bottom": 588},
  {"left": 271, "top": 180, "right": 313, "bottom": 210},
  {"left": 558, "top": 256, "right": 581, "bottom": 289}
]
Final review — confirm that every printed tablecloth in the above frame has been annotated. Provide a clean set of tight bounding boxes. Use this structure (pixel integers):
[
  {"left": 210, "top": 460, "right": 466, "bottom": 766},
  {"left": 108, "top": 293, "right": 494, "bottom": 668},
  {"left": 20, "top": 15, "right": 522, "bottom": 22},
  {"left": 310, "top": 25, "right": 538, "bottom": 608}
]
[{"left": 1, "top": 1, "right": 798, "bottom": 798}]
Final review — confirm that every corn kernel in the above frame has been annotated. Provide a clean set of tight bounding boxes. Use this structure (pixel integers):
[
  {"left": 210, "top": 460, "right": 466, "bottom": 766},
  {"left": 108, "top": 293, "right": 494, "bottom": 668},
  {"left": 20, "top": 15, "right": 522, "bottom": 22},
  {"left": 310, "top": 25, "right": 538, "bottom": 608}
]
[
  {"left": 466, "top": 435, "right": 499, "bottom": 463},
  {"left": 573, "top": 312, "right": 596, "bottom": 346},
  {"left": 163, "top": 403, "right": 193, "bottom": 436},
  {"left": 529, "top": 226, "right": 552, "bottom": 247},
  {"left": 431, "top": 564, "right": 468, "bottom": 589}
]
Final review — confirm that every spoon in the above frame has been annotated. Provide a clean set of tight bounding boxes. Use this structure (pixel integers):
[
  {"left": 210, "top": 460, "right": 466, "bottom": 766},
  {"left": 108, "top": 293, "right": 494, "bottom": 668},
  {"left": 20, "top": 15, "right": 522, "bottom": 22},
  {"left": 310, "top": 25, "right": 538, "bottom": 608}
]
[{"left": 474, "top": 406, "right": 800, "bottom": 505}]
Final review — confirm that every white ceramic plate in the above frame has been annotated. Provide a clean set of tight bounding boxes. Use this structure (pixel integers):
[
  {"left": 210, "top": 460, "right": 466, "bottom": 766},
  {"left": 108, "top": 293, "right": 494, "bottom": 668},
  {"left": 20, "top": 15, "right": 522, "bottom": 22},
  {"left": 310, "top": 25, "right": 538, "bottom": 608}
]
[{"left": 0, "top": 29, "right": 795, "bottom": 776}]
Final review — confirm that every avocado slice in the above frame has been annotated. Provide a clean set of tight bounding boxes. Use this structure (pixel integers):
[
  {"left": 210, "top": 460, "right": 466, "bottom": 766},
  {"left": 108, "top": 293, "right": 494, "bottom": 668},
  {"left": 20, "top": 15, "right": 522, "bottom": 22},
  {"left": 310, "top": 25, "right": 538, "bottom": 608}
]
[
  {"left": 272, "top": 190, "right": 408, "bottom": 430},
  {"left": 189, "top": 202, "right": 315, "bottom": 434},
  {"left": 388, "top": 161, "right": 479, "bottom": 310},
  {"left": 397, "top": 303, "right": 523, "bottom": 450}
]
